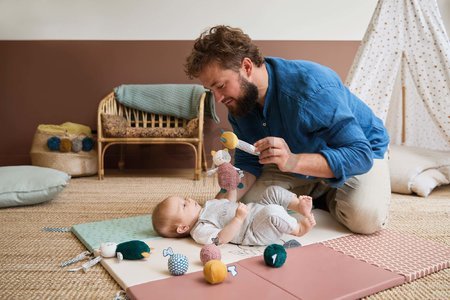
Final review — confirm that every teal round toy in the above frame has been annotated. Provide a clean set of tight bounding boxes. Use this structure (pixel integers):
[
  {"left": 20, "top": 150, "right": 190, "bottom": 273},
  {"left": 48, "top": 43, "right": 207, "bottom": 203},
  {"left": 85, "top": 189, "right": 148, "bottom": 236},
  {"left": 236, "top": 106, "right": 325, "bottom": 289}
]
[
  {"left": 263, "top": 244, "right": 287, "bottom": 268},
  {"left": 47, "top": 136, "right": 61, "bottom": 151},
  {"left": 82, "top": 137, "right": 94, "bottom": 151}
]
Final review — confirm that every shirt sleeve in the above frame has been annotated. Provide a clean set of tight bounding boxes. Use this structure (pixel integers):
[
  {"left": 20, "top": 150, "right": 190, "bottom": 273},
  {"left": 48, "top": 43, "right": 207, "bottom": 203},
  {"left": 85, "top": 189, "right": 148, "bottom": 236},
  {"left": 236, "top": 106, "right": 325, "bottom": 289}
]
[
  {"left": 301, "top": 86, "right": 373, "bottom": 187},
  {"left": 228, "top": 115, "right": 263, "bottom": 177},
  {"left": 190, "top": 222, "right": 221, "bottom": 245}
]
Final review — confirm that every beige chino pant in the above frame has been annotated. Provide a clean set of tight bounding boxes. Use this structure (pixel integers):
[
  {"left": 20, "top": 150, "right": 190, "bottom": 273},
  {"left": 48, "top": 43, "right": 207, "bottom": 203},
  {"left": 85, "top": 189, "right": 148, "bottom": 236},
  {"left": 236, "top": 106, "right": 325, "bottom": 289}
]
[{"left": 240, "top": 157, "right": 391, "bottom": 234}]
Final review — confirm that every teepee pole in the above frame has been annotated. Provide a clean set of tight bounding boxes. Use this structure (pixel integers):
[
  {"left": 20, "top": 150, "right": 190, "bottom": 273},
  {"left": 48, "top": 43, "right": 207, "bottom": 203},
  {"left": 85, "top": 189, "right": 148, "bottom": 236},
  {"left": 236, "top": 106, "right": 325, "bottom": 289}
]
[
  {"left": 401, "top": 85, "right": 406, "bottom": 144},
  {"left": 401, "top": 52, "right": 406, "bottom": 144}
]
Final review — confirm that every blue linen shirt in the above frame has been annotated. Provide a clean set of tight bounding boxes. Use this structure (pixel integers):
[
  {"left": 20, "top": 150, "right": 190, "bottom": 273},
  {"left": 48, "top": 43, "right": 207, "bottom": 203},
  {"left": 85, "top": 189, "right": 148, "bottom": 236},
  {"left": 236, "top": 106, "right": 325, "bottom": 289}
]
[{"left": 229, "top": 57, "right": 389, "bottom": 187}]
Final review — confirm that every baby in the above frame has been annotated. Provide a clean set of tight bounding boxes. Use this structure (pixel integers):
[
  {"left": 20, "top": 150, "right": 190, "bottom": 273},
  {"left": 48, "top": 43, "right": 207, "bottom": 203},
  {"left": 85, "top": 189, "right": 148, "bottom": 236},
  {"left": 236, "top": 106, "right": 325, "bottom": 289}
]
[{"left": 152, "top": 185, "right": 316, "bottom": 246}]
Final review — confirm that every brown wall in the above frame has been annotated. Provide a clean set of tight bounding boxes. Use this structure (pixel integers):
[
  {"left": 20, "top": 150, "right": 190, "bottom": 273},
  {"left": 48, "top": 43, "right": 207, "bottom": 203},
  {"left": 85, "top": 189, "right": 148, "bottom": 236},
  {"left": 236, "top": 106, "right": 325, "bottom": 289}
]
[{"left": 0, "top": 41, "right": 359, "bottom": 169}]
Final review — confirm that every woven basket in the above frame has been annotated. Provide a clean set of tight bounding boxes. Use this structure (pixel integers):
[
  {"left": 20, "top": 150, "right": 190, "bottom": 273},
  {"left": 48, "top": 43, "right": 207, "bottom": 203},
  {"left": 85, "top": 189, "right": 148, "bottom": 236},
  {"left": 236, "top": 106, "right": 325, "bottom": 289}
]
[{"left": 30, "top": 129, "right": 97, "bottom": 177}]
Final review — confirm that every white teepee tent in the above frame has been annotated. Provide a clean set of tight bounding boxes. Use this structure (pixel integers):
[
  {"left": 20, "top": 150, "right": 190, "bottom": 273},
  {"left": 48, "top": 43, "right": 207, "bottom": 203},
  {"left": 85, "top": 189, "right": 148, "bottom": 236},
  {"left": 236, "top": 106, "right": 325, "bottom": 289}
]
[{"left": 346, "top": 0, "right": 450, "bottom": 151}]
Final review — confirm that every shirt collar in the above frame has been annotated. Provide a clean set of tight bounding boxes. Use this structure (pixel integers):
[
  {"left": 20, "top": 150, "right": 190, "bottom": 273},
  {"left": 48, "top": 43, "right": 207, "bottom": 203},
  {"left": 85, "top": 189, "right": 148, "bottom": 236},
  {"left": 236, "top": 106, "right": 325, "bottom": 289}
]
[{"left": 263, "top": 59, "right": 274, "bottom": 119}]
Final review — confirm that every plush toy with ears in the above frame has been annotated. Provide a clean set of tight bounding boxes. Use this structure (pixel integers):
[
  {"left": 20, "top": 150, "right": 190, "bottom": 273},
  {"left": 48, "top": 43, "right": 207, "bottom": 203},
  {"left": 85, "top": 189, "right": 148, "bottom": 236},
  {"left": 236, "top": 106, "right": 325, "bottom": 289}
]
[{"left": 207, "top": 149, "right": 244, "bottom": 193}]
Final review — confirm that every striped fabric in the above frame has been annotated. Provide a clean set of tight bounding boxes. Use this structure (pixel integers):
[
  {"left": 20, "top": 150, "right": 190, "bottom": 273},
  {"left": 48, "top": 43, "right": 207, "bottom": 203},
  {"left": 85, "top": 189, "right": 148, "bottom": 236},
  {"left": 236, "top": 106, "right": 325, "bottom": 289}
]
[{"left": 114, "top": 84, "right": 219, "bottom": 122}]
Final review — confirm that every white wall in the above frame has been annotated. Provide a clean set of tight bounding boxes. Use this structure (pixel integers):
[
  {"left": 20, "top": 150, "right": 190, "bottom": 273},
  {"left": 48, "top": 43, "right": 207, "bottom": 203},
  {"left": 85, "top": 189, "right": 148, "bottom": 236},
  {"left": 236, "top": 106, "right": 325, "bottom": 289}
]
[
  {"left": 0, "top": 0, "right": 378, "bottom": 40},
  {"left": 0, "top": 0, "right": 448, "bottom": 40}
]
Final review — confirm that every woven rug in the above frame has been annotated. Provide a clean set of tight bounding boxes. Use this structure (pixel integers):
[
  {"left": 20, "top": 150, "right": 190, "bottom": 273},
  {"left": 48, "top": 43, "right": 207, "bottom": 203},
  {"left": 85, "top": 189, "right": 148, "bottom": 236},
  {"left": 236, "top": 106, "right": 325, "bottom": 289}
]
[{"left": 0, "top": 171, "right": 448, "bottom": 300}]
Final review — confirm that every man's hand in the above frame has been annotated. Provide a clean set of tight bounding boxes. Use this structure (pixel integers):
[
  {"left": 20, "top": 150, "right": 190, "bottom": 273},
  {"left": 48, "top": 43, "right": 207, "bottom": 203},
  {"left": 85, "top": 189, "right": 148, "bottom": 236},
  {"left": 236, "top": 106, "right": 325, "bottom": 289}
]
[
  {"left": 254, "top": 137, "right": 298, "bottom": 172},
  {"left": 235, "top": 203, "right": 248, "bottom": 221},
  {"left": 254, "top": 137, "right": 335, "bottom": 178}
]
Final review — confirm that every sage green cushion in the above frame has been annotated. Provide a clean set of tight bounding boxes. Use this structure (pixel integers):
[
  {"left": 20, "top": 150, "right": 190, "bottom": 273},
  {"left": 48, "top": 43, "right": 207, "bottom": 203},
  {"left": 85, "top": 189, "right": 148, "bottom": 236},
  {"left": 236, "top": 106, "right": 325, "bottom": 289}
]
[{"left": 0, "top": 166, "right": 70, "bottom": 208}]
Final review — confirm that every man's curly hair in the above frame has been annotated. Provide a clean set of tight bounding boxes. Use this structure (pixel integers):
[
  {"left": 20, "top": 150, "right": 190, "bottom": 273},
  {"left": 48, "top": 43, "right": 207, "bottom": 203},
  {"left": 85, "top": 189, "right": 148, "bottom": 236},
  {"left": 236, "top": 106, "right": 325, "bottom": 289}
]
[{"left": 185, "top": 25, "right": 264, "bottom": 79}]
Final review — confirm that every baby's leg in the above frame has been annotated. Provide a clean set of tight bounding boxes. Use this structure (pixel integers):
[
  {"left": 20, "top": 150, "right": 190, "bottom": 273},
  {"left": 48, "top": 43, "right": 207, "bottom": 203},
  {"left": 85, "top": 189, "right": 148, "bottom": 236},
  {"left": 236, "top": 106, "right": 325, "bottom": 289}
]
[
  {"left": 259, "top": 186, "right": 297, "bottom": 209},
  {"left": 290, "top": 213, "right": 316, "bottom": 237},
  {"left": 287, "top": 195, "right": 313, "bottom": 217},
  {"left": 245, "top": 205, "right": 299, "bottom": 245}
]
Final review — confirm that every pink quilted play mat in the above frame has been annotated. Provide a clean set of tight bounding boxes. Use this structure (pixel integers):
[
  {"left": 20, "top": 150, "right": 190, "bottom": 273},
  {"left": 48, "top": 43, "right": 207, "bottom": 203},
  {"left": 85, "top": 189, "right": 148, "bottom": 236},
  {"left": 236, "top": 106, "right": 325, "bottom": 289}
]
[{"left": 321, "top": 229, "right": 450, "bottom": 282}]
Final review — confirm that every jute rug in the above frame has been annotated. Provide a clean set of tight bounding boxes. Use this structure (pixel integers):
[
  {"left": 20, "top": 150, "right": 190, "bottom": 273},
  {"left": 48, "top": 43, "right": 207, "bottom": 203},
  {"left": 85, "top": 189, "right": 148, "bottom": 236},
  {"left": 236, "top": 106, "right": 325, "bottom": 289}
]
[{"left": 0, "top": 171, "right": 448, "bottom": 300}]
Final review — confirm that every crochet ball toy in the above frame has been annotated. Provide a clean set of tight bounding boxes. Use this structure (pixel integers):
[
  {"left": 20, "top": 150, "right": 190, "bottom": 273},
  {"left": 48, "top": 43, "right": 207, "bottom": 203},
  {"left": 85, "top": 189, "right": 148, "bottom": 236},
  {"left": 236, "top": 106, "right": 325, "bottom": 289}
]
[
  {"left": 71, "top": 137, "right": 83, "bottom": 153},
  {"left": 264, "top": 244, "right": 287, "bottom": 268},
  {"left": 200, "top": 244, "right": 221, "bottom": 265},
  {"left": 82, "top": 137, "right": 94, "bottom": 151},
  {"left": 283, "top": 239, "right": 301, "bottom": 249},
  {"left": 59, "top": 138, "right": 72, "bottom": 152},
  {"left": 203, "top": 260, "right": 228, "bottom": 284},
  {"left": 99, "top": 240, "right": 151, "bottom": 261},
  {"left": 163, "top": 247, "right": 189, "bottom": 276},
  {"left": 47, "top": 136, "right": 61, "bottom": 151},
  {"left": 168, "top": 253, "right": 189, "bottom": 276}
]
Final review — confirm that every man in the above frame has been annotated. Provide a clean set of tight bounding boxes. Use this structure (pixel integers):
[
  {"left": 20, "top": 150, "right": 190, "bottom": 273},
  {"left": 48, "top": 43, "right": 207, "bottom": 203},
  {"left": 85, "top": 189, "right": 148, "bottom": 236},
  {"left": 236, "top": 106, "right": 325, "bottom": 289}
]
[{"left": 185, "top": 25, "right": 390, "bottom": 234}]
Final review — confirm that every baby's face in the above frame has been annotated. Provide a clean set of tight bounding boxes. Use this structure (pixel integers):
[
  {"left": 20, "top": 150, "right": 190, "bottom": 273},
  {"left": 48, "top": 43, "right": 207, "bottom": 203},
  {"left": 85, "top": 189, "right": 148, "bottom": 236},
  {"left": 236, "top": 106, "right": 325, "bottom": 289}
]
[{"left": 166, "top": 196, "right": 202, "bottom": 226}]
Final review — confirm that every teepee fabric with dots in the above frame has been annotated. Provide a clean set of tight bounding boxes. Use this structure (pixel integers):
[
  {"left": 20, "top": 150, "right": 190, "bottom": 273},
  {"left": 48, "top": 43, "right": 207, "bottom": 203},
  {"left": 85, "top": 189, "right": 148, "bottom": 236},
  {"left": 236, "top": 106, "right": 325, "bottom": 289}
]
[{"left": 346, "top": 0, "right": 450, "bottom": 151}]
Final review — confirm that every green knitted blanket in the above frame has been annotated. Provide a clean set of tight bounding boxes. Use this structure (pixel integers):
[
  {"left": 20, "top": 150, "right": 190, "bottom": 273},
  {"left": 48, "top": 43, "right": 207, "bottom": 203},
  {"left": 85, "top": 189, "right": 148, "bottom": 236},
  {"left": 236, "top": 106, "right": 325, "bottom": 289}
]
[{"left": 114, "top": 84, "right": 219, "bottom": 123}]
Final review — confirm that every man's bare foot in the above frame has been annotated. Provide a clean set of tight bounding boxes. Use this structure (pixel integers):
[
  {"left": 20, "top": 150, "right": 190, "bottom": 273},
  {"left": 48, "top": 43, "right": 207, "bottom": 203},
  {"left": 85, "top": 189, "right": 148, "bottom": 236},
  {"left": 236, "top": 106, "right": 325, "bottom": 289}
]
[{"left": 298, "top": 195, "right": 313, "bottom": 216}]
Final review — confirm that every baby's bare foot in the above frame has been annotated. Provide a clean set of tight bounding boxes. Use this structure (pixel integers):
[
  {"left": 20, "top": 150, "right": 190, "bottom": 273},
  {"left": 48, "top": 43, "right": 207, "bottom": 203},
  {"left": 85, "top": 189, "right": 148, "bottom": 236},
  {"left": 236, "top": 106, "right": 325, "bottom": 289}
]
[
  {"left": 298, "top": 195, "right": 313, "bottom": 216},
  {"left": 296, "top": 213, "right": 316, "bottom": 237}
]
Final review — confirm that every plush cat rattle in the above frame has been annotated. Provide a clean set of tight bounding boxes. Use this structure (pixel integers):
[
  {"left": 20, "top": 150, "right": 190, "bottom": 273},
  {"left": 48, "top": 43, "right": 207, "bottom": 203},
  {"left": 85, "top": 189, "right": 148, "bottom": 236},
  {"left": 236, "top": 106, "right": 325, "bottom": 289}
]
[
  {"left": 220, "top": 130, "right": 260, "bottom": 155},
  {"left": 207, "top": 149, "right": 244, "bottom": 193}
]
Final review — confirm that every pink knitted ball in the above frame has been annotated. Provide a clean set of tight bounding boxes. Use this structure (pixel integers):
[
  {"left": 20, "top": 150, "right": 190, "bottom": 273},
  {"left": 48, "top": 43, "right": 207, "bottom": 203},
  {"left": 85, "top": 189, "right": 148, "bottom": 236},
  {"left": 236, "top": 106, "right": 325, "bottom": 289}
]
[{"left": 200, "top": 244, "right": 221, "bottom": 265}]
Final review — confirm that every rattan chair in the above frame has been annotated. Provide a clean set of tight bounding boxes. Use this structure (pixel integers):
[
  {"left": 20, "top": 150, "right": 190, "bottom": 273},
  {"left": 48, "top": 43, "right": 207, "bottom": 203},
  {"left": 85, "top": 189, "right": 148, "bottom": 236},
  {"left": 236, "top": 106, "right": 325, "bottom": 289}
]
[{"left": 97, "top": 91, "right": 207, "bottom": 180}]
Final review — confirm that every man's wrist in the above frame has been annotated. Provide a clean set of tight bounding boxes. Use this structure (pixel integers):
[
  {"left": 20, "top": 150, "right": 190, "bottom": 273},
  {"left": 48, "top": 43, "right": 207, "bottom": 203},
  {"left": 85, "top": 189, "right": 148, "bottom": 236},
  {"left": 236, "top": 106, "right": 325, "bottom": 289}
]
[{"left": 285, "top": 153, "right": 301, "bottom": 173}]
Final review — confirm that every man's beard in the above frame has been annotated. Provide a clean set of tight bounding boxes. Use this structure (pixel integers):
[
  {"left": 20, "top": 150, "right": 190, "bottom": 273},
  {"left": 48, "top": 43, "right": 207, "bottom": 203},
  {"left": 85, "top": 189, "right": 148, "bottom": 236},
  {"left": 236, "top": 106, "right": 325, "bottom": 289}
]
[{"left": 230, "top": 76, "right": 259, "bottom": 117}]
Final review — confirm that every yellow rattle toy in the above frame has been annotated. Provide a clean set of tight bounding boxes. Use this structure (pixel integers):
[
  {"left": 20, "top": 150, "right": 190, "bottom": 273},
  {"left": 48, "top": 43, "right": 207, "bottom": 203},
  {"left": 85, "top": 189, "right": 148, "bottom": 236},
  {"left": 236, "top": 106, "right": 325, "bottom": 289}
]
[{"left": 220, "top": 130, "right": 260, "bottom": 156}]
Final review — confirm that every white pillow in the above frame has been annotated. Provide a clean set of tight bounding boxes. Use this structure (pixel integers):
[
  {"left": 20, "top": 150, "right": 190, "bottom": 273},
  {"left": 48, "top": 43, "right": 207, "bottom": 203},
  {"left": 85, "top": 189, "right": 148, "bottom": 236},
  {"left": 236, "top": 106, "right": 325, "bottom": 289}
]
[
  {"left": 0, "top": 166, "right": 70, "bottom": 208},
  {"left": 389, "top": 145, "right": 450, "bottom": 197},
  {"left": 411, "top": 169, "right": 449, "bottom": 197}
]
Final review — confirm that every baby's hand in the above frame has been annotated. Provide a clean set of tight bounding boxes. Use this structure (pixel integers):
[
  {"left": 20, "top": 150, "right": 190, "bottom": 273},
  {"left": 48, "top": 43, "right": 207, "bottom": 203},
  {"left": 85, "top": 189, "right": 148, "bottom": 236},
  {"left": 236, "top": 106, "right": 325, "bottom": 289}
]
[{"left": 235, "top": 203, "right": 248, "bottom": 221}]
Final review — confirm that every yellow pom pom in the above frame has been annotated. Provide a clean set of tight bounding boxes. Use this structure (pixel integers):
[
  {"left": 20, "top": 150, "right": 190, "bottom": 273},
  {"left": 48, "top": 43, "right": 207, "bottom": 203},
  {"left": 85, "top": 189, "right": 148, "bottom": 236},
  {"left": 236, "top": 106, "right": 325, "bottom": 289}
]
[
  {"left": 59, "top": 138, "right": 72, "bottom": 152},
  {"left": 203, "top": 260, "right": 227, "bottom": 284},
  {"left": 220, "top": 131, "right": 238, "bottom": 149}
]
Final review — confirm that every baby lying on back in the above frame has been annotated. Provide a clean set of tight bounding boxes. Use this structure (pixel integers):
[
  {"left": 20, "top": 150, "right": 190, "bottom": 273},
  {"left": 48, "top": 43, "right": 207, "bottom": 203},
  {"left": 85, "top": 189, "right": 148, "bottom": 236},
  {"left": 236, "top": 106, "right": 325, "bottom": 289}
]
[{"left": 152, "top": 185, "right": 315, "bottom": 246}]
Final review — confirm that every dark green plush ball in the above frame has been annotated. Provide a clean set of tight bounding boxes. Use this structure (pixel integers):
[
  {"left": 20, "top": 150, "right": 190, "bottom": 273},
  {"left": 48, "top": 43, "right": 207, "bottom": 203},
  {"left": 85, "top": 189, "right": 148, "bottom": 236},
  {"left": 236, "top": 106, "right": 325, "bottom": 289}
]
[
  {"left": 116, "top": 240, "right": 151, "bottom": 260},
  {"left": 264, "top": 244, "right": 287, "bottom": 268}
]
